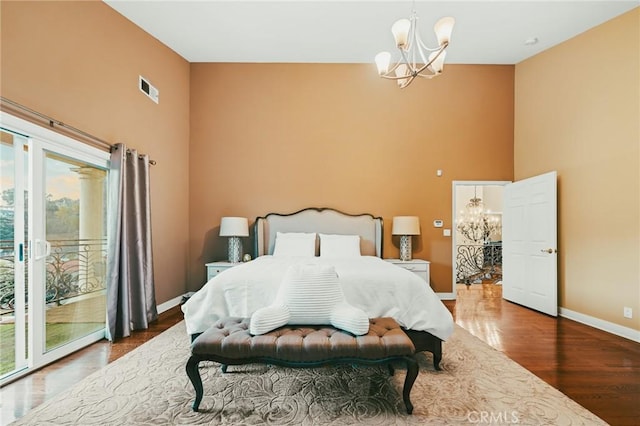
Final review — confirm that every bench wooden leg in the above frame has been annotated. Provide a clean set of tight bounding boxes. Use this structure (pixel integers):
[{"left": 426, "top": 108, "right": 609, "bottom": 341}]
[
  {"left": 186, "top": 356, "right": 204, "bottom": 411},
  {"left": 433, "top": 352, "right": 442, "bottom": 371},
  {"left": 402, "top": 356, "right": 418, "bottom": 414},
  {"left": 387, "top": 363, "right": 395, "bottom": 376}
]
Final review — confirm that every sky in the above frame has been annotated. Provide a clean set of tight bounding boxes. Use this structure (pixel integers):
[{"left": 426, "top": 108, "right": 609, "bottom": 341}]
[{"left": 0, "top": 142, "right": 84, "bottom": 205}]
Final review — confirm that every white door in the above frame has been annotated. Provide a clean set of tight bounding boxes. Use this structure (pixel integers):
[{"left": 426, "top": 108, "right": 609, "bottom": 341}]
[{"left": 502, "top": 171, "right": 558, "bottom": 316}]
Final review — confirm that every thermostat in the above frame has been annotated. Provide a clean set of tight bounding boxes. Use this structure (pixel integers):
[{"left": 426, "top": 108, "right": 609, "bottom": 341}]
[{"left": 433, "top": 220, "right": 443, "bottom": 228}]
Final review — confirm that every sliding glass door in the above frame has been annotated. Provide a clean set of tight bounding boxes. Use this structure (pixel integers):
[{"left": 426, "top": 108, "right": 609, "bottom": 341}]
[
  {"left": 0, "top": 129, "right": 28, "bottom": 380},
  {"left": 0, "top": 114, "right": 109, "bottom": 384}
]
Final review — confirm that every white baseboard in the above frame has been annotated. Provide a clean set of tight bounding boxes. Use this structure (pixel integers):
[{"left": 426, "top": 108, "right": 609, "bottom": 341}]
[
  {"left": 157, "top": 295, "right": 183, "bottom": 314},
  {"left": 560, "top": 307, "right": 640, "bottom": 343},
  {"left": 437, "top": 292, "right": 456, "bottom": 300}
]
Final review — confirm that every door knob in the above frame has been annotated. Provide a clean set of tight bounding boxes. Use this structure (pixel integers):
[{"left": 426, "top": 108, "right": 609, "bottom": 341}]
[{"left": 541, "top": 248, "right": 557, "bottom": 254}]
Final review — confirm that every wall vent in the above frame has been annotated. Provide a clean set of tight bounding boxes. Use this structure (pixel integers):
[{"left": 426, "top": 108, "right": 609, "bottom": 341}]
[{"left": 139, "top": 75, "right": 159, "bottom": 104}]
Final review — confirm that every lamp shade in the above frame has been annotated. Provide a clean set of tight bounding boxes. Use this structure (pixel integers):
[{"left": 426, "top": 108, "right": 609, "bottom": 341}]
[
  {"left": 219, "top": 217, "right": 249, "bottom": 237},
  {"left": 392, "top": 216, "right": 420, "bottom": 235},
  {"left": 434, "top": 17, "right": 455, "bottom": 46},
  {"left": 375, "top": 51, "right": 391, "bottom": 75},
  {"left": 428, "top": 50, "right": 446, "bottom": 74},
  {"left": 394, "top": 63, "right": 410, "bottom": 87},
  {"left": 391, "top": 18, "right": 411, "bottom": 48}
]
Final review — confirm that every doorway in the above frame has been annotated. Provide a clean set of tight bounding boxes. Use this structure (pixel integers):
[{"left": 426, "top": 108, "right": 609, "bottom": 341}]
[{"left": 452, "top": 181, "right": 510, "bottom": 295}]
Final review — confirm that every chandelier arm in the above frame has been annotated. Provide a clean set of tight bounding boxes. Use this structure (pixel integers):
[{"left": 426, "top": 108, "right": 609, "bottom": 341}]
[
  {"left": 398, "top": 49, "right": 415, "bottom": 74},
  {"left": 384, "top": 59, "right": 403, "bottom": 76},
  {"left": 417, "top": 46, "right": 429, "bottom": 68},
  {"left": 380, "top": 74, "right": 414, "bottom": 81},
  {"left": 398, "top": 74, "right": 415, "bottom": 89},
  {"left": 416, "top": 35, "right": 446, "bottom": 52},
  {"left": 408, "top": 17, "right": 417, "bottom": 70},
  {"left": 412, "top": 46, "right": 447, "bottom": 77},
  {"left": 380, "top": 60, "right": 411, "bottom": 81},
  {"left": 415, "top": 73, "right": 437, "bottom": 80},
  {"left": 379, "top": 72, "right": 418, "bottom": 82},
  {"left": 411, "top": 25, "right": 430, "bottom": 67},
  {"left": 411, "top": 60, "right": 436, "bottom": 77}
]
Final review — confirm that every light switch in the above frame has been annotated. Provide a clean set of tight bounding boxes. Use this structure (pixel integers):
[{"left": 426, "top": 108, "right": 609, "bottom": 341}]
[{"left": 443, "top": 228, "right": 451, "bottom": 237}]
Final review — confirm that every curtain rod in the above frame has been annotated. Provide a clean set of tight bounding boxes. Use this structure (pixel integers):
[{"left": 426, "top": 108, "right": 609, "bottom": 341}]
[{"left": 0, "top": 96, "right": 156, "bottom": 165}]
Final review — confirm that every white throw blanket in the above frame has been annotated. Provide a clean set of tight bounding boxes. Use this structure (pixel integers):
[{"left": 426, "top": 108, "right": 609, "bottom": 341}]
[{"left": 182, "top": 256, "right": 454, "bottom": 341}]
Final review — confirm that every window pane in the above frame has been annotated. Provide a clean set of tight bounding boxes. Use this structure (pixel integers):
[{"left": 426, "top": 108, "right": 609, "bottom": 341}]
[
  {"left": 44, "top": 152, "right": 106, "bottom": 352},
  {"left": 0, "top": 131, "right": 28, "bottom": 378}
]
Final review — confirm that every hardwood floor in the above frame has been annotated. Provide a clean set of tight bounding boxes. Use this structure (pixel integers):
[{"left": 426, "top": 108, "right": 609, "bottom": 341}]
[
  {"left": 2, "top": 285, "right": 639, "bottom": 425},
  {"left": 444, "top": 283, "right": 640, "bottom": 426}
]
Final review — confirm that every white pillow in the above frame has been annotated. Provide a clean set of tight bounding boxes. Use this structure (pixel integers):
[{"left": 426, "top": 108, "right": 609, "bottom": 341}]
[
  {"left": 250, "top": 264, "right": 370, "bottom": 335},
  {"left": 272, "top": 232, "right": 316, "bottom": 257},
  {"left": 319, "top": 233, "right": 361, "bottom": 258}
]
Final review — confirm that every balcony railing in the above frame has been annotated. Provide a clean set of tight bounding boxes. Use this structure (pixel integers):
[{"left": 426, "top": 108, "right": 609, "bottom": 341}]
[
  {"left": 456, "top": 241, "right": 502, "bottom": 284},
  {"left": 0, "top": 238, "right": 107, "bottom": 314}
]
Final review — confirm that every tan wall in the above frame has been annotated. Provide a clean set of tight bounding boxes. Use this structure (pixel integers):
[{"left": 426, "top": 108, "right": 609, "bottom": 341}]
[
  {"left": 514, "top": 8, "right": 639, "bottom": 330},
  {"left": 189, "top": 63, "right": 514, "bottom": 293},
  {"left": 1, "top": 1, "right": 191, "bottom": 304}
]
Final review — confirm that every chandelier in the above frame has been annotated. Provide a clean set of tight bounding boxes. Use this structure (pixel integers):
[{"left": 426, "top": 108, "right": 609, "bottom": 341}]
[
  {"left": 374, "top": 7, "right": 455, "bottom": 88},
  {"left": 456, "top": 189, "right": 501, "bottom": 243}
]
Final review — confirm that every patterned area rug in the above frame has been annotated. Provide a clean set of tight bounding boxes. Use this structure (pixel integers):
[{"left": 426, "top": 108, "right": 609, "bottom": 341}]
[{"left": 11, "top": 321, "right": 606, "bottom": 425}]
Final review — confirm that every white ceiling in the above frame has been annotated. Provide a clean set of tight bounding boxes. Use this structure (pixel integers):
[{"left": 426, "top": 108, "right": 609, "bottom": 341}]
[{"left": 103, "top": 1, "right": 638, "bottom": 64}]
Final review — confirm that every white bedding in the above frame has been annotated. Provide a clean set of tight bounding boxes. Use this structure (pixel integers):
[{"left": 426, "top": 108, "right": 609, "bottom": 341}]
[{"left": 181, "top": 255, "right": 454, "bottom": 341}]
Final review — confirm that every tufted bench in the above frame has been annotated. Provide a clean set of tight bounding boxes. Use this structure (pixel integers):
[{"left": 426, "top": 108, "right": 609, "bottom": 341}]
[{"left": 186, "top": 317, "right": 419, "bottom": 414}]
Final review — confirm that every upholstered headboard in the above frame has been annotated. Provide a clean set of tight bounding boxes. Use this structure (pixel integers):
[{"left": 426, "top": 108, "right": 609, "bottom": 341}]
[{"left": 254, "top": 207, "right": 383, "bottom": 257}]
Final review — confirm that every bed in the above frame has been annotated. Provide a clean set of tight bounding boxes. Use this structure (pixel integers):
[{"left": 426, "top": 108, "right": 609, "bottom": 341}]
[{"left": 182, "top": 207, "right": 454, "bottom": 365}]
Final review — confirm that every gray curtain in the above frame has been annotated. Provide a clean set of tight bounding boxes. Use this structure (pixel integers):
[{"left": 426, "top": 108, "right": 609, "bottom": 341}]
[{"left": 106, "top": 143, "right": 158, "bottom": 341}]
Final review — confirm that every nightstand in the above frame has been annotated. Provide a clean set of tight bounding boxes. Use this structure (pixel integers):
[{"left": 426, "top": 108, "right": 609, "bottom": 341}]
[
  {"left": 385, "top": 259, "right": 430, "bottom": 285},
  {"left": 205, "top": 261, "right": 239, "bottom": 280}
]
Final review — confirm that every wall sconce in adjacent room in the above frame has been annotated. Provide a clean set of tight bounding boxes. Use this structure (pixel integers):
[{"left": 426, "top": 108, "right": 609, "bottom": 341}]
[
  {"left": 392, "top": 216, "right": 421, "bottom": 261},
  {"left": 219, "top": 217, "right": 249, "bottom": 263}
]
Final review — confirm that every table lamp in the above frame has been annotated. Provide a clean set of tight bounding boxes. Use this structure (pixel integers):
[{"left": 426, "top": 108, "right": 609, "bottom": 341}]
[
  {"left": 219, "top": 217, "right": 249, "bottom": 263},
  {"left": 392, "top": 216, "right": 420, "bottom": 261}
]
